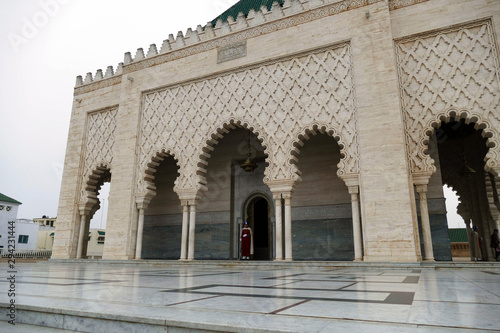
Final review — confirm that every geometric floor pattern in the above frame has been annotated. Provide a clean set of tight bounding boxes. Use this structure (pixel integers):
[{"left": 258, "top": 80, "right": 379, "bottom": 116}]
[{"left": 1, "top": 262, "right": 500, "bottom": 332}]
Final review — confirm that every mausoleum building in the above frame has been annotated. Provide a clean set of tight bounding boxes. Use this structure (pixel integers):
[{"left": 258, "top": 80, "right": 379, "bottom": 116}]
[{"left": 52, "top": 0, "right": 500, "bottom": 262}]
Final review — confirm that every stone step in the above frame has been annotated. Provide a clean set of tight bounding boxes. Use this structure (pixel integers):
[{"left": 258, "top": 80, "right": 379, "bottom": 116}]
[
  {"left": 0, "top": 321, "right": 79, "bottom": 332},
  {"left": 48, "top": 259, "right": 500, "bottom": 269}
]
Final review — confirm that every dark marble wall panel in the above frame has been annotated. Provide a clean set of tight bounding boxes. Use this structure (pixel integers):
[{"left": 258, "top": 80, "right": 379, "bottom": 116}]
[
  {"left": 293, "top": 218, "right": 354, "bottom": 261},
  {"left": 142, "top": 213, "right": 232, "bottom": 259},
  {"left": 418, "top": 213, "right": 452, "bottom": 261},
  {"left": 142, "top": 215, "right": 182, "bottom": 259},
  {"left": 195, "top": 223, "right": 231, "bottom": 259}
]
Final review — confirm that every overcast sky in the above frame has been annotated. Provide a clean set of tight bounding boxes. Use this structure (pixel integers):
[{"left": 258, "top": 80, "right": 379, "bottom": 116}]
[{"left": 0, "top": 0, "right": 465, "bottom": 228}]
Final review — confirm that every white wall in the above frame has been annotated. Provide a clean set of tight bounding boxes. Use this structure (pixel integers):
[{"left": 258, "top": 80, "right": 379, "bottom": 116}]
[
  {"left": 13, "top": 220, "right": 39, "bottom": 250},
  {"left": 0, "top": 200, "right": 20, "bottom": 250}
]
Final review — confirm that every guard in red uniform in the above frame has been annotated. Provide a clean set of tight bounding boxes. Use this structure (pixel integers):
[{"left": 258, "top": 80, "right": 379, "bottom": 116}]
[{"left": 240, "top": 221, "right": 253, "bottom": 259}]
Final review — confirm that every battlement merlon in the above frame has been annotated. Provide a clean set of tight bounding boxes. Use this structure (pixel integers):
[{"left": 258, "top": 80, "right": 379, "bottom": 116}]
[{"left": 73, "top": 0, "right": 423, "bottom": 90}]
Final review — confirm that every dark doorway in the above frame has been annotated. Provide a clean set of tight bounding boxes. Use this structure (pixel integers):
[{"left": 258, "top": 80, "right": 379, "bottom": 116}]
[{"left": 247, "top": 196, "right": 270, "bottom": 260}]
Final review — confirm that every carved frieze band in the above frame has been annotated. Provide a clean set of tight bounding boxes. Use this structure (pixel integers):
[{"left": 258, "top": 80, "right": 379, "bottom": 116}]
[
  {"left": 137, "top": 43, "right": 358, "bottom": 195},
  {"left": 388, "top": 0, "right": 428, "bottom": 10},
  {"left": 395, "top": 19, "right": 500, "bottom": 176},
  {"left": 74, "top": 76, "right": 121, "bottom": 96}
]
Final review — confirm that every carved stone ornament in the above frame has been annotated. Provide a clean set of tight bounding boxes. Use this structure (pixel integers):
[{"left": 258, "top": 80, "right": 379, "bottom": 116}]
[
  {"left": 136, "top": 43, "right": 359, "bottom": 197},
  {"left": 395, "top": 20, "right": 500, "bottom": 178},
  {"left": 78, "top": 108, "right": 118, "bottom": 205}
]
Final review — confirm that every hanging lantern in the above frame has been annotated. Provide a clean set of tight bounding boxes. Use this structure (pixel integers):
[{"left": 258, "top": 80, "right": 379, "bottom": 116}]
[{"left": 241, "top": 132, "right": 258, "bottom": 172}]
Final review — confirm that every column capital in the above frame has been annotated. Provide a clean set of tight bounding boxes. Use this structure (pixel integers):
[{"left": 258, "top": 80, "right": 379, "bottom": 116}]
[
  {"left": 175, "top": 187, "right": 200, "bottom": 202},
  {"left": 135, "top": 197, "right": 151, "bottom": 211},
  {"left": 348, "top": 185, "right": 359, "bottom": 195},
  {"left": 413, "top": 172, "right": 432, "bottom": 186},
  {"left": 266, "top": 179, "right": 295, "bottom": 195},
  {"left": 77, "top": 204, "right": 92, "bottom": 216},
  {"left": 415, "top": 184, "right": 428, "bottom": 194},
  {"left": 272, "top": 193, "right": 282, "bottom": 201},
  {"left": 339, "top": 173, "right": 359, "bottom": 188}
]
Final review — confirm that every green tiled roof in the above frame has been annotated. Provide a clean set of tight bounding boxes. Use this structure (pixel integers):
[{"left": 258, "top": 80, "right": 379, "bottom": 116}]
[
  {"left": 448, "top": 228, "right": 468, "bottom": 243},
  {"left": 98, "top": 231, "right": 105, "bottom": 236},
  {"left": 211, "top": 0, "right": 284, "bottom": 26},
  {"left": 0, "top": 193, "right": 22, "bottom": 205}
]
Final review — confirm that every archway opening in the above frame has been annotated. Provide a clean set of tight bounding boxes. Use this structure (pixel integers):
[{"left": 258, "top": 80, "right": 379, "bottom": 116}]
[
  {"left": 291, "top": 132, "right": 353, "bottom": 260},
  {"left": 245, "top": 196, "right": 270, "bottom": 260},
  {"left": 142, "top": 154, "right": 180, "bottom": 259},
  {"left": 428, "top": 118, "right": 496, "bottom": 260},
  {"left": 87, "top": 182, "right": 109, "bottom": 259},
  {"left": 80, "top": 167, "right": 110, "bottom": 259},
  {"left": 197, "top": 126, "right": 269, "bottom": 260}
]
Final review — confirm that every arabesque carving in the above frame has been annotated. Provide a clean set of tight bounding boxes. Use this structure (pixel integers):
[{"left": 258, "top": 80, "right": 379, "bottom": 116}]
[
  {"left": 388, "top": 0, "right": 428, "bottom": 10},
  {"left": 79, "top": 108, "right": 117, "bottom": 205},
  {"left": 137, "top": 44, "right": 358, "bottom": 194},
  {"left": 395, "top": 20, "right": 500, "bottom": 178}
]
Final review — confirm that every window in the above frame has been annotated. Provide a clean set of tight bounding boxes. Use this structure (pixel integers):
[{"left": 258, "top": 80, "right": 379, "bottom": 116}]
[
  {"left": 18, "top": 235, "right": 29, "bottom": 244},
  {"left": 6, "top": 206, "right": 11, "bottom": 211},
  {"left": 0, "top": 205, "right": 3, "bottom": 210},
  {"left": 97, "top": 236, "right": 105, "bottom": 244}
]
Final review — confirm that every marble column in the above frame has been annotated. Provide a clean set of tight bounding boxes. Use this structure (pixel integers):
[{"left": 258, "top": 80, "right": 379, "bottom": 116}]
[
  {"left": 349, "top": 186, "right": 363, "bottom": 261},
  {"left": 416, "top": 184, "right": 434, "bottom": 261},
  {"left": 187, "top": 202, "right": 197, "bottom": 261},
  {"left": 273, "top": 193, "right": 283, "bottom": 261},
  {"left": 464, "top": 217, "right": 473, "bottom": 261},
  {"left": 180, "top": 202, "right": 189, "bottom": 260},
  {"left": 134, "top": 207, "right": 145, "bottom": 259},
  {"left": 283, "top": 193, "right": 293, "bottom": 261},
  {"left": 76, "top": 213, "right": 87, "bottom": 259}
]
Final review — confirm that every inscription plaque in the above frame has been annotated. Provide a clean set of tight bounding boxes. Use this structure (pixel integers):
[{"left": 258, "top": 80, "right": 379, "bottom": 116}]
[{"left": 217, "top": 41, "right": 247, "bottom": 63}]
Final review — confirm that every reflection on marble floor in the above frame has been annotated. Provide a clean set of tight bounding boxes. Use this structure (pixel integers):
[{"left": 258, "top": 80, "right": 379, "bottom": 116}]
[{"left": 1, "top": 263, "right": 499, "bottom": 332}]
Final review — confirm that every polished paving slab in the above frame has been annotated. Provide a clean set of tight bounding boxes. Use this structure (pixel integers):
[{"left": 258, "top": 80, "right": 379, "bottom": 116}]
[{"left": 1, "top": 261, "right": 499, "bottom": 332}]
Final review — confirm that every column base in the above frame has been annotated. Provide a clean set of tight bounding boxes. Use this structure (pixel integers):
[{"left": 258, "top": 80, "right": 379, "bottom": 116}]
[
  {"left": 424, "top": 258, "right": 435, "bottom": 262},
  {"left": 353, "top": 258, "right": 363, "bottom": 262},
  {"left": 274, "top": 258, "right": 284, "bottom": 261},
  {"left": 285, "top": 258, "right": 293, "bottom": 261}
]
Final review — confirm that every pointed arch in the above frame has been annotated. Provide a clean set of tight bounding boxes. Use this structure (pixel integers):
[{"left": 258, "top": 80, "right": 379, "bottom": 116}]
[
  {"left": 195, "top": 118, "right": 272, "bottom": 191},
  {"left": 136, "top": 148, "right": 181, "bottom": 203},
  {"left": 416, "top": 108, "right": 500, "bottom": 178},
  {"left": 79, "top": 163, "right": 111, "bottom": 212},
  {"left": 288, "top": 122, "right": 359, "bottom": 185}
]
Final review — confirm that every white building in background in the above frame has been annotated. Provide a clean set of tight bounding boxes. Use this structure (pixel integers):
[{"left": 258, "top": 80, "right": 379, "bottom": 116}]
[
  {"left": 87, "top": 229, "right": 106, "bottom": 259},
  {"left": 0, "top": 193, "right": 38, "bottom": 251},
  {"left": 0, "top": 193, "right": 22, "bottom": 250},
  {"left": 34, "top": 216, "right": 56, "bottom": 250},
  {"left": 13, "top": 219, "right": 39, "bottom": 251}
]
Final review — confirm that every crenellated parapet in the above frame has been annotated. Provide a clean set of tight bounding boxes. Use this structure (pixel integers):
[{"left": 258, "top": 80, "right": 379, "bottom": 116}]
[
  {"left": 75, "top": 0, "right": 428, "bottom": 95},
  {"left": 74, "top": 0, "right": 424, "bottom": 95}
]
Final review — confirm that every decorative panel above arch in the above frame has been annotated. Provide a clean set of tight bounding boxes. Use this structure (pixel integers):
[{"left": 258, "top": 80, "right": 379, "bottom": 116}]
[
  {"left": 79, "top": 108, "right": 118, "bottom": 203},
  {"left": 137, "top": 43, "right": 359, "bottom": 195},
  {"left": 395, "top": 20, "right": 500, "bottom": 176}
]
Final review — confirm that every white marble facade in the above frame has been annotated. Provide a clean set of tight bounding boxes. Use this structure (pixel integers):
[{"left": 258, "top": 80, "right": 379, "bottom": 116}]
[{"left": 52, "top": 0, "right": 500, "bottom": 262}]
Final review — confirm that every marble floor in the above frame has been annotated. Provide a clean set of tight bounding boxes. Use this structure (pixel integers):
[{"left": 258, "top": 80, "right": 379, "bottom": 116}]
[{"left": 1, "top": 262, "right": 500, "bottom": 332}]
